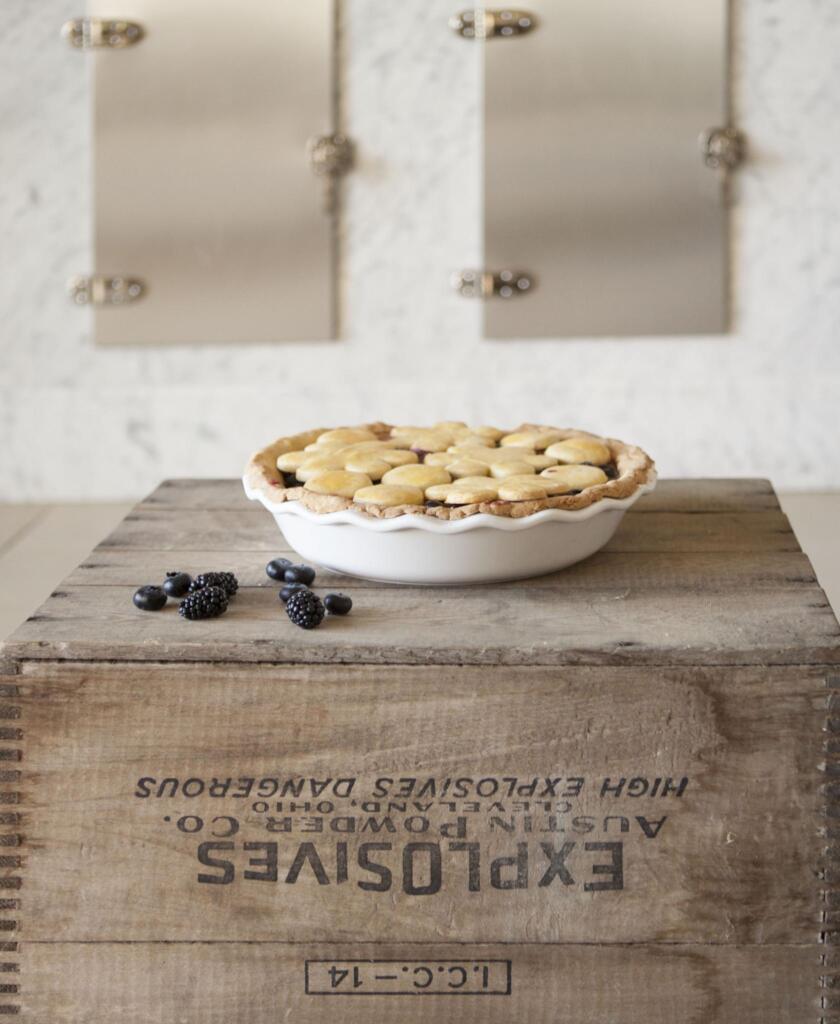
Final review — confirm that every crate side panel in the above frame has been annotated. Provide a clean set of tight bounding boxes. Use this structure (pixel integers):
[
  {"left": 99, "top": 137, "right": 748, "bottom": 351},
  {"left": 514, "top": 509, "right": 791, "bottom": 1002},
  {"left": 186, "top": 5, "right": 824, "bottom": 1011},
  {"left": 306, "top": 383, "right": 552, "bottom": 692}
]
[
  {"left": 21, "top": 941, "right": 818, "bottom": 1024},
  {"left": 18, "top": 662, "right": 824, "bottom": 946}
]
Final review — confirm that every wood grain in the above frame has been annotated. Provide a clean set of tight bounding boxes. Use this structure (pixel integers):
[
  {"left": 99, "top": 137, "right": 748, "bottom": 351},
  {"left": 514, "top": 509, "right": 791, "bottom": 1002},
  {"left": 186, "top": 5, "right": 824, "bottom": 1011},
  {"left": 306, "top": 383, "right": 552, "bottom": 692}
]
[
  {"left": 10, "top": 476, "right": 831, "bottom": 666},
  {"left": 61, "top": 547, "right": 819, "bottom": 592},
  {"left": 4, "top": 579, "right": 839, "bottom": 666},
  {"left": 97, "top": 507, "right": 801, "bottom": 554},
  {"left": 21, "top": 942, "right": 819, "bottom": 1023},
  {"left": 17, "top": 661, "right": 824, "bottom": 946}
]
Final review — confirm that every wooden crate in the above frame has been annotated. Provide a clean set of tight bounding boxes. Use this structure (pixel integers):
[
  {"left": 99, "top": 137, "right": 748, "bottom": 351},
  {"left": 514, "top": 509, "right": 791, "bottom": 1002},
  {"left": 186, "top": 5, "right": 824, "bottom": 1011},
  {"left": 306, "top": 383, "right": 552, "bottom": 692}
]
[{"left": 2, "top": 478, "right": 839, "bottom": 1022}]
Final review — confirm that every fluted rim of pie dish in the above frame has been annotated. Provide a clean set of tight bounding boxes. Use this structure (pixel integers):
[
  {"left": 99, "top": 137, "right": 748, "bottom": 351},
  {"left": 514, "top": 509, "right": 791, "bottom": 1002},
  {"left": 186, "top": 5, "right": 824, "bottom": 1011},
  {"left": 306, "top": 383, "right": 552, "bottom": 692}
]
[
  {"left": 243, "top": 422, "right": 656, "bottom": 522},
  {"left": 244, "top": 471, "right": 657, "bottom": 533}
]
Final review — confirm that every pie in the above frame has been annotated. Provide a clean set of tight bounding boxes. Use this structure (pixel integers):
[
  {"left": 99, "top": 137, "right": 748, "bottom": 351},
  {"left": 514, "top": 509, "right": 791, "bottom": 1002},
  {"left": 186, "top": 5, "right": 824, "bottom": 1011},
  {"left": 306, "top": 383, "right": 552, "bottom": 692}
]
[{"left": 245, "top": 422, "right": 655, "bottom": 520}]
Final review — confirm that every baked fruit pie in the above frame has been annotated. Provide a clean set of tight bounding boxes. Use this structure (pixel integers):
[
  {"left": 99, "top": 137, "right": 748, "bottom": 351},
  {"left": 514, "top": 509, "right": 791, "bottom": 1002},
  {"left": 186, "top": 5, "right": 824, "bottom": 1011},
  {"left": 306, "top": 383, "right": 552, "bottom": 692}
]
[{"left": 245, "top": 422, "right": 655, "bottom": 521}]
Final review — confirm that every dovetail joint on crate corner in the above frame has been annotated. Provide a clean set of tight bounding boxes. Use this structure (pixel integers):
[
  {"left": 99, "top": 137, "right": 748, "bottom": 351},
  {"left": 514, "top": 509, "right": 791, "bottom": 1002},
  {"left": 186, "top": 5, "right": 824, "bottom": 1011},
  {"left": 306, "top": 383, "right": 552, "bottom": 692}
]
[
  {"left": 822, "top": 675, "right": 840, "bottom": 1024},
  {"left": 0, "top": 680, "right": 21, "bottom": 1017}
]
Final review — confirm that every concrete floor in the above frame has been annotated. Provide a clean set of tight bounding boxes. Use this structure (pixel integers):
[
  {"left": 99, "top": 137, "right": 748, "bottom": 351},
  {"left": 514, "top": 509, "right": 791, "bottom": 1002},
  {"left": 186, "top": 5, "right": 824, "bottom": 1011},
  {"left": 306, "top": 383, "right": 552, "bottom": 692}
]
[{"left": 0, "top": 493, "right": 837, "bottom": 641}]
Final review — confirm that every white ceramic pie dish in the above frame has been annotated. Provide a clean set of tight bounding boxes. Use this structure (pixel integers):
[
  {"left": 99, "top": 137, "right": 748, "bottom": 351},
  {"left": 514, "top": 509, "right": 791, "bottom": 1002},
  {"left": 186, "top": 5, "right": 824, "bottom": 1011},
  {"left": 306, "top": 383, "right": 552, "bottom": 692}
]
[{"left": 243, "top": 473, "right": 657, "bottom": 584}]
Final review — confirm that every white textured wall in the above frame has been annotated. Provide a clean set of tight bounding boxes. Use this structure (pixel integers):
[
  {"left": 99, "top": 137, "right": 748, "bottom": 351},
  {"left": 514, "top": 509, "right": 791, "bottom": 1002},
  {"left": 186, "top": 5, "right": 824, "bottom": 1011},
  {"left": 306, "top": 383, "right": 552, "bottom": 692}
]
[{"left": 1, "top": 0, "right": 838, "bottom": 500}]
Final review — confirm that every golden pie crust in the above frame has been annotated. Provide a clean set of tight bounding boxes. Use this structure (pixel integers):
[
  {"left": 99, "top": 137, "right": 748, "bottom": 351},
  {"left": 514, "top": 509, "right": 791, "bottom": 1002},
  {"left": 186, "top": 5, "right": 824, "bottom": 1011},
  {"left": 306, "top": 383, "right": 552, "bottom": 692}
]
[{"left": 244, "top": 422, "right": 655, "bottom": 521}]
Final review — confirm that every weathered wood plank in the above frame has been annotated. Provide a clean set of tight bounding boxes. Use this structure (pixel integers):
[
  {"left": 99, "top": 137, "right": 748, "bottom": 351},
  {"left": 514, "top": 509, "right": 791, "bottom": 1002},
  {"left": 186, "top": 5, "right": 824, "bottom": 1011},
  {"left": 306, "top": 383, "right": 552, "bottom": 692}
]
[
  {"left": 4, "top": 582, "right": 839, "bottom": 665},
  {"left": 22, "top": 942, "right": 819, "bottom": 1023},
  {"left": 636, "top": 477, "right": 778, "bottom": 513},
  {"left": 17, "top": 663, "right": 824, "bottom": 945},
  {"left": 98, "top": 507, "right": 800, "bottom": 554},
  {"left": 61, "top": 547, "right": 820, "bottom": 592},
  {"left": 140, "top": 477, "right": 781, "bottom": 514}
]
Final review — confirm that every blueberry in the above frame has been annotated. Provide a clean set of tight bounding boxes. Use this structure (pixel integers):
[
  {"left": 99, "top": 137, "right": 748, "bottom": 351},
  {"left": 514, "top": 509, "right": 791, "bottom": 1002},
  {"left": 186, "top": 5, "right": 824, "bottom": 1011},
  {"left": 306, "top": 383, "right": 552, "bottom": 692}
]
[
  {"left": 163, "top": 572, "right": 192, "bottom": 598},
  {"left": 280, "top": 582, "right": 309, "bottom": 604},
  {"left": 325, "top": 593, "right": 352, "bottom": 616},
  {"left": 133, "top": 585, "right": 167, "bottom": 611},
  {"left": 266, "top": 558, "right": 293, "bottom": 581},
  {"left": 284, "top": 564, "right": 316, "bottom": 586}
]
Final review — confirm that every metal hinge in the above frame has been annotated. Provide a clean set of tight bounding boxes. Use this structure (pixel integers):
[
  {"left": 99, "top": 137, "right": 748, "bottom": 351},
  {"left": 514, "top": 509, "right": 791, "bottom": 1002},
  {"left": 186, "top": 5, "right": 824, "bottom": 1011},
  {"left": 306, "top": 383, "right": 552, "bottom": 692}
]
[
  {"left": 61, "top": 17, "right": 144, "bottom": 49},
  {"left": 450, "top": 9, "right": 537, "bottom": 38},
  {"left": 452, "top": 269, "right": 535, "bottom": 299},
  {"left": 308, "top": 133, "right": 354, "bottom": 179},
  {"left": 68, "top": 276, "right": 145, "bottom": 306},
  {"left": 308, "top": 133, "right": 355, "bottom": 213},
  {"left": 700, "top": 126, "right": 746, "bottom": 171}
]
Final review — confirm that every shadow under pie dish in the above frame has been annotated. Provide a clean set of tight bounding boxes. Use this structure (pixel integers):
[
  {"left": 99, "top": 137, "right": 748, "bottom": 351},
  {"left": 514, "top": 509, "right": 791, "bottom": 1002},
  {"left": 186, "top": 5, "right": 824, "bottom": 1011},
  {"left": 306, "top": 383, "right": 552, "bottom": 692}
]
[{"left": 243, "top": 422, "right": 656, "bottom": 584}]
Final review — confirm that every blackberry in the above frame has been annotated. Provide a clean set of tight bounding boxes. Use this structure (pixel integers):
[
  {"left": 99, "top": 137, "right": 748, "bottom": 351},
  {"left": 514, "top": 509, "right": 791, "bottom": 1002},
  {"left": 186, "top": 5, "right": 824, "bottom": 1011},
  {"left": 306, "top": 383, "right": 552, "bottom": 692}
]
[
  {"left": 286, "top": 589, "right": 325, "bottom": 629},
  {"left": 324, "top": 593, "right": 352, "bottom": 616},
  {"left": 179, "top": 585, "right": 229, "bottom": 620},
  {"left": 189, "top": 572, "right": 238, "bottom": 597},
  {"left": 266, "top": 558, "right": 293, "bottom": 581},
  {"left": 133, "top": 585, "right": 167, "bottom": 612},
  {"left": 280, "top": 582, "right": 309, "bottom": 604},
  {"left": 283, "top": 564, "right": 316, "bottom": 586},
  {"left": 163, "top": 571, "right": 192, "bottom": 598}
]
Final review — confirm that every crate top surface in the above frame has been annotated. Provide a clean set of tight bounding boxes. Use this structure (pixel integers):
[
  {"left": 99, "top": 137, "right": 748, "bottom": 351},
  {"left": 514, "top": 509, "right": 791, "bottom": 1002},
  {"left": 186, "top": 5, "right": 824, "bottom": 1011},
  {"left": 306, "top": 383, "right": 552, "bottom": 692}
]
[{"left": 3, "top": 478, "right": 839, "bottom": 668}]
